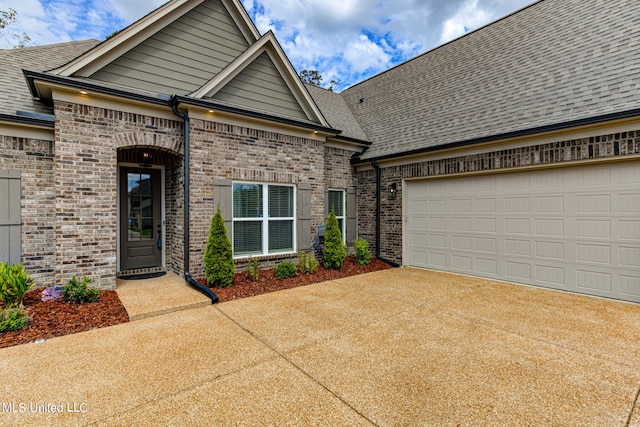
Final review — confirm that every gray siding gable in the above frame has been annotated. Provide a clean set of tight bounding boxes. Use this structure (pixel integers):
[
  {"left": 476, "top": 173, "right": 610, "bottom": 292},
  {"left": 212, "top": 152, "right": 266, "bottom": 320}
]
[
  {"left": 89, "top": 0, "right": 250, "bottom": 96},
  {"left": 208, "top": 52, "right": 309, "bottom": 121}
]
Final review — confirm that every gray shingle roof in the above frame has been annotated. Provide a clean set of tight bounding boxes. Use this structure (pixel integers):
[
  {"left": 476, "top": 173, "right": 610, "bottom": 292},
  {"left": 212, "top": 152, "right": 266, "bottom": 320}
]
[
  {"left": 305, "top": 83, "right": 369, "bottom": 141},
  {"left": 0, "top": 40, "right": 100, "bottom": 116},
  {"left": 341, "top": 0, "right": 640, "bottom": 161}
]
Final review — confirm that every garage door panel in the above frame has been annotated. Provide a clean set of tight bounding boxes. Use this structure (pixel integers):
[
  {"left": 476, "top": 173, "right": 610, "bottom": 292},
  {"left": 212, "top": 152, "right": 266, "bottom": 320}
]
[
  {"left": 505, "top": 261, "right": 532, "bottom": 281},
  {"left": 535, "top": 219, "right": 564, "bottom": 237},
  {"left": 576, "top": 243, "right": 611, "bottom": 265},
  {"left": 505, "top": 197, "right": 530, "bottom": 213},
  {"left": 577, "top": 219, "right": 611, "bottom": 239},
  {"left": 406, "top": 161, "right": 640, "bottom": 303},
  {"left": 475, "top": 198, "right": 496, "bottom": 213},
  {"left": 428, "top": 199, "right": 446, "bottom": 213},
  {"left": 535, "top": 264, "right": 565, "bottom": 286},
  {"left": 505, "top": 218, "right": 530, "bottom": 235},
  {"left": 475, "top": 237, "right": 497, "bottom": 254},
  {"left": 620, "top": 275, "right": 640, "bottom": 297},
  {"left": 476, "top": 258, "right": 498, "bottom": 276},
  {"left": 535, "top": 196, "right": 564, "bottom": 213},
  {"left": 534, "top": 170, "right": 564, "bottom": 189},
  {"left": 505, "top": 239, "right": 531, "bottom": 257},
  {"left": 428, "top": 217, "right": 447, "bottom": 232},
  {"left": 577, "top": 270, "right": 612, "bottom": 292},
  {"left": 620, "top": 246, "right": 640, "bottom": 267},
  {"left": 535, "top": 241, "right": 565, "bottom": 260},
  {"left": 619, "top": 221, "right": 640, "bottom": 240},
  {"left": 451, "top": 235, "right": 472, "bottom": 251},
  {"left": 452, "top": 254, "right": 473, "bottom": 271},
  {"left": 476, "top": 218, "right": 496, "bottom": 233},
  {"left": 452, "top": 217, "right": 471, "bottom": 232},
  {"left": 429, "top": 252, "right": 447, "bottom": 268},
  {"left": 577, "top": 167, "right": 611, "bottom": 187},
  {"left": 577, "top": 194, "right": 611, "bottom": 214},
  {"left": 620, "top": 193, "right": 640, "bottom": 213}
]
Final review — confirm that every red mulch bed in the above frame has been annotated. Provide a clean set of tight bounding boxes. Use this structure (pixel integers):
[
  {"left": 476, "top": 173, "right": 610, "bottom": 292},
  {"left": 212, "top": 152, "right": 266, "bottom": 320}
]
[
  {"left": 0, "top": 256, "right": 391, "bottom": 349},
  {"left": 200, "top": 256, "right": 393, "bottom": 302},
  {"left": 0, "top": 290, "right": 130, "bottom": 349}
]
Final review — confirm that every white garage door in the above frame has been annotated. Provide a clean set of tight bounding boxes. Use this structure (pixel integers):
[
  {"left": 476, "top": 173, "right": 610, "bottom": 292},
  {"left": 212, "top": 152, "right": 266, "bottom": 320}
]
[{"left": 405, "top": 162, "right": 640, "bottom": 303}]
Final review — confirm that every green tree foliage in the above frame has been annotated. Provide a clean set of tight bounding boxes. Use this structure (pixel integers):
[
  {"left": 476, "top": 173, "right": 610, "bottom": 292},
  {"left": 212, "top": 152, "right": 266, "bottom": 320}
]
[
  {"left": 299, "top": 69, "right": 337, "bottom": 91},
  {"left": 0, "top": 8, "right": 31, "bottom": 48},
  {"left": 323, "top": 208, "right": 347, "bottom": 269},
  {"left": 204, "top": 207, "right": 234, "bottom": 287}
]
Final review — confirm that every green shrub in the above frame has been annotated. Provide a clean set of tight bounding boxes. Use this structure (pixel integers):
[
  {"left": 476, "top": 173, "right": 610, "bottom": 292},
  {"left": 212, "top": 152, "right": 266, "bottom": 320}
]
[
  {"left": 323, "top": 208, "right": 347, "bottom": 269},
  {"left": 245, "top": 256, "right": 259, "bottom": 281},
  {"left": 274, "top": 261, "right": 297, "bottom": 279},
  {"left": 204, "top": 206, "right": 235, "bottom": 287},
  {"left": 0, "top": 262, "right": 34, "bottom": 308},
  {"left": 298, "top": 251, "right": 319, "bottom": 274},
  {"left": 354, "top": 238, "right": 372, "bottom": 266},
  {"left": 0, "top": 307, "right": 29, "bottom": 332},
  {"left": 63, "top": 276, "right": 99, "bottom": 304}
]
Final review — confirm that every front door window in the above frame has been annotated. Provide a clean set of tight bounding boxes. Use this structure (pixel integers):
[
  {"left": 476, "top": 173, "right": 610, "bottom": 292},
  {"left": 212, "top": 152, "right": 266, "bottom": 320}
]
[
  {"left": 127, "top": 173, "right": 154, "bottom": 241},
  {"left": 120, "top": 167, "right": 162, "bottom": 271}
]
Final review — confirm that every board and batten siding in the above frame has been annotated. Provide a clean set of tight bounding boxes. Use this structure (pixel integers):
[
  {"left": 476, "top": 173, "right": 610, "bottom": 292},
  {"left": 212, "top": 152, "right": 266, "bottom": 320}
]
[
  {"left": 209, "top": 52, "right": 308, "bottom": 121},
  {"left": 0, "top": 170, "right": 21, "bottom": 265},
  {"left": 89, "top": 0, "right": 249, "bottom": 95}
]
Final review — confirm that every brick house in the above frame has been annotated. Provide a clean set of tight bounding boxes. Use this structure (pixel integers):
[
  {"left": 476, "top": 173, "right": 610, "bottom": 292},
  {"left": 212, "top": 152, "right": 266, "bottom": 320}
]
[{"left": 1, "top": 0, "right": 639, "bottom": 303}]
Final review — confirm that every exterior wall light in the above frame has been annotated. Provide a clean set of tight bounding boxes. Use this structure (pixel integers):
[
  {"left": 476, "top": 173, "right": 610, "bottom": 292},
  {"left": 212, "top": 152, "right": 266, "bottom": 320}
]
[{"left": 389, "top": 182, "right": 397, "bottom": 199}]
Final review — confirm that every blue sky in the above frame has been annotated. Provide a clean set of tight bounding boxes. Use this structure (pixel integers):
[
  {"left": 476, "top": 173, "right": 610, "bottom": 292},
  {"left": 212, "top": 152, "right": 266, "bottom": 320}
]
[{"left": 0, "top": 0, "right": 537, "bottom": 90}]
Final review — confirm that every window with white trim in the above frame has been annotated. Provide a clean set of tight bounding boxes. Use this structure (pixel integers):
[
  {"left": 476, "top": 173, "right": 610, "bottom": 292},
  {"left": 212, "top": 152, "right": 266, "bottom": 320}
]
[
  {"left": 232, "top": 182, "right": 296, "bottom": 257},
  {"left": 328, "top": 189, "right": 345, "bottom": 242}
]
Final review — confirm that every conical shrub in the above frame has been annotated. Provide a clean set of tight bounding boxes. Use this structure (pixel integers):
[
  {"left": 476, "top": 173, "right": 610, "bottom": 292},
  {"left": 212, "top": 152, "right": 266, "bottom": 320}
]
[
  {"left": 204, "top": 207, "right": 234, "bottom": 287},
  {"left": 323, "top": 208, "right": 347, "bottom": 269}
]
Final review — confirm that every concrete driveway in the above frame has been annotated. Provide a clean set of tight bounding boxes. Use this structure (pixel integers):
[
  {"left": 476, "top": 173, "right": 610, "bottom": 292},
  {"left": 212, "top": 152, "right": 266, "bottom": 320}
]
[{"left": 1, "top": 268, "right": 640, "bottom": 426}]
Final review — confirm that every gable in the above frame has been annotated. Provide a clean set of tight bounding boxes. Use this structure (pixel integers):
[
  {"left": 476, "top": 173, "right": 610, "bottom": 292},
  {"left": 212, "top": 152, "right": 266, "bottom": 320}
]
[
  {"left": 207, "top": 52, "right": 308, "bottom": 121},
  {"left": 88, "top": 0, "right": 250, "bottom": 95}
]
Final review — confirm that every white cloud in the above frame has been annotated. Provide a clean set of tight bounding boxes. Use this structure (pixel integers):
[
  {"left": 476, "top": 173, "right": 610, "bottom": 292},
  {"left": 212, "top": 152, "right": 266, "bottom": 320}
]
[
  {"left": 108, "top": 0, "right": 168, "bottom": 23},
  {"left": 344, "top": 35, "right": 392, "bottom": 74},
  {"left": 439, "top": 0, "right": 493, "bottom": 44},
  {"left": 1, "top": 0, "right": 536, "bottom": 89}
]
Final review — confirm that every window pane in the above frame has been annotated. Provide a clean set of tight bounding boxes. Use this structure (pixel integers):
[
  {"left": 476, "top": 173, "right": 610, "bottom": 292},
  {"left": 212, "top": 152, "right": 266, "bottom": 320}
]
[
  {"left": 337, "top": 218, "right": 344, "bottom": 236},
  {"left": 328, "top": 190, "right": 344, "bottom": 217},
  {"left": 233, "top": 183, "right": 263, "bottom": 218},
  {"left": 233, "top": 221, "right": 262, "bottom": 255},
  {"left": 268, "top": 220, "right": 293, "bottom": 253},
  {"left": 268, "top": 185, "right": 293, "bottom": 218},
  {"left": 141, "top": 218, "right": 153, "bottom": 240}
]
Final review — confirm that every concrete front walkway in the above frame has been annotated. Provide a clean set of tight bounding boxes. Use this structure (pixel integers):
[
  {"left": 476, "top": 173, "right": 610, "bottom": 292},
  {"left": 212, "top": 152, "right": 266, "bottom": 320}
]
[{"left": 1, "top": 268, "right": 640, "bottom": 426}]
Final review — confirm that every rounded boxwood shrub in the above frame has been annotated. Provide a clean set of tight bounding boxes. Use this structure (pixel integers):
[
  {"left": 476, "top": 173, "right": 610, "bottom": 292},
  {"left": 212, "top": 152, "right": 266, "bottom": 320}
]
[
  {"left": 63, "top": 275, "right": 99, "bottom": 304},
  {"left": 0, "top": 307, "right": 29, "bottom": 332},
  {"left": 323, "top": 208, "right": 347, "bottom": 269},
  {"left": 204, "top": 207, "right": 235, "bottom": 287},
  {"left": 274, "top": 261, "right": 297, "bottom": 279}
]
